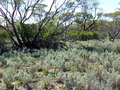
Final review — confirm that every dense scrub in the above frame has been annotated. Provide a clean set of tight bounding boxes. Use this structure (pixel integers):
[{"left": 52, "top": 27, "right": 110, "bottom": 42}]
[{"left": 0, "top": 39, "right": 120, "bottom": 90}]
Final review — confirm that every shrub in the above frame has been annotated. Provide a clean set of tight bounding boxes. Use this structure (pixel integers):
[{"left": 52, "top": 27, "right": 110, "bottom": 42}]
[
  {"left": 17, "top": 24, "right": 38, "bottom": 39},
  {"left": 0, "top": 31, "right": 11, "bottom": 52},
  {"left": 66, "top": 30, "right": 100, "bottom": 41},
  {"left": 0, "top": 31, "right": 9, "bottom": 38},
  {"left": 0, "top": 39, "right": 120, "bottom": 89}
]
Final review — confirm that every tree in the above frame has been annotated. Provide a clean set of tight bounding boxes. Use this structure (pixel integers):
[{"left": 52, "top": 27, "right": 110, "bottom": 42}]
[
  {"left": 104, "top": 11, "right": 120, "bottom": 42},
  {"left": 0, "top": 0, "right": 82, "bottom": 49},
  {"left": 74, "top": 0, "right": 102, "bottom": 31}
]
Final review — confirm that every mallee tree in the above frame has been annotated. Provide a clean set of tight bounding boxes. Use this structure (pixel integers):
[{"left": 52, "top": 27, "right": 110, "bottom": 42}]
[
  {"left": 0, "top": 0, "right": 83, "bottom": 49},
  {"left": 0, "top": 0, "right": 101, "bottom": 49}
]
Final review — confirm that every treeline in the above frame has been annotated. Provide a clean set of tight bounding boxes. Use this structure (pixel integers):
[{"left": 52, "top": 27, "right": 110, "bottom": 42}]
[{"left": 0, "top": 0, "right": 120, "bottom": 51}]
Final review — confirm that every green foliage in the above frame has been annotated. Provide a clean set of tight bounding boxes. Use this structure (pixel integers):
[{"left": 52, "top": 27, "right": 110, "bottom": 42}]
[
  {"left": 0, "top": 31, "right": 10, "bottom": 51},
  {"left": 67, "top": 30, "right": 99, "bottom": 40},
  {"left": 15, "top": 70, "right": 32, "bottom": 84},
  {"left": 75, "top": 18, "right": 83, "bottom": 23},
  {"left": 104, "top": 11, "right": 120, "bottom": 18},
  {"left": 66, "top": 2, "right": 75, "bottom": 8},
  {"left": 43, "top": 29, "right": 55, "bottom": 39},
  {"left": 39, "top": 82, "right": 50, "bottom": 89},
  {"left": 39, "top": 71, "right": 48, "bottom": 76},
  {"left": 42, "top": 25, "right": 60, "bottom": 40},
  {"left": 2, "top": 68, "right": 16, "bottom": 85},
  {"left": 17, "top": 24, "right": 38, "bottom": 39},
  {"left": 67, "top": 30, "right": 98, "bottom": 36},
  {"left": 0, "top": 31, "right": 9, "bottom": 38}
]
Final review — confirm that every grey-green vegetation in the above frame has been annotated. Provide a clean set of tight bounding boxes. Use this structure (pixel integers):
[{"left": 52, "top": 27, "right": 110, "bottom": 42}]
[{"left": 0, "top": 39, "right": 120, "bottom": 90}]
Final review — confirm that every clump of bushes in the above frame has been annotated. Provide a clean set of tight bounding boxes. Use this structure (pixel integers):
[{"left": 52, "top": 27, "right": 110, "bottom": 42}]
[{"left": 66, "top": 30, "right": 100, "bottom": 41}]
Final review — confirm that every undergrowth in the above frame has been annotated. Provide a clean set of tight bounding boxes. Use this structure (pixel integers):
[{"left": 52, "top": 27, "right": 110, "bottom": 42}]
[{"left": 0, "top": 39, "right": 120, "bottom": 90}]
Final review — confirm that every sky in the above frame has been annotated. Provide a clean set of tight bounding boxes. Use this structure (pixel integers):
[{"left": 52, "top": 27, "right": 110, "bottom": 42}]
[
  {"left": 99, "top": 0, "right": 120, "bottom": 13},
  {"left": 0, "top": 0, "right": 119, "bottom": 24},
  {"left": 43, "top": 0, "right": 120, "bottom": 13}
]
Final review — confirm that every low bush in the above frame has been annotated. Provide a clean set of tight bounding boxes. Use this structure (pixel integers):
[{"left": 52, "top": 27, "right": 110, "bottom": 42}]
[
  {"left": 66, "top": 30, "right": 100, "bottom": 41},
  {"left": 0, "top": 39, "right": 120, "bottom": 90}
]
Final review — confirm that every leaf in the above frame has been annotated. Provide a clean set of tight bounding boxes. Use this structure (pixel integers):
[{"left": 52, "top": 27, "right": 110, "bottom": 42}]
[
  {"left": 75, "top": 18, "right": 83, "bottom": 24},
  {"left": 66, "top": 2, "right": 75, "bottom": 8}
]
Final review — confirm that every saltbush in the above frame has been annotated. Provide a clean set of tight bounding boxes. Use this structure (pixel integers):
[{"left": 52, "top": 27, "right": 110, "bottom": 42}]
[{"left": 0, "top": 39, "right": 120, "bottom": 90}]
